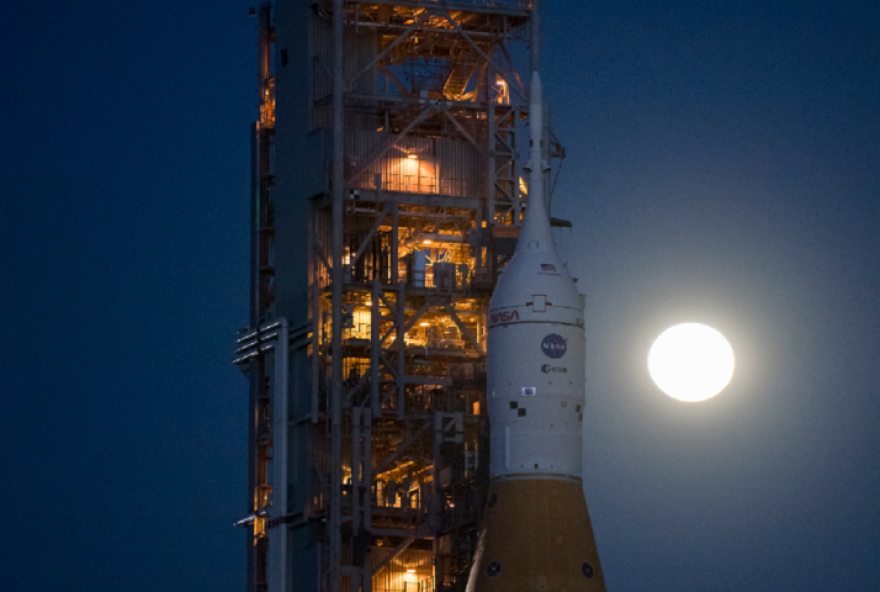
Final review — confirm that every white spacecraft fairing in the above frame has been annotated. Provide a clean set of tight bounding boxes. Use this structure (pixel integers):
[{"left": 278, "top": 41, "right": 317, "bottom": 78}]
[{"left": 467, "top": 71, "right": 606, "bottom": 592}]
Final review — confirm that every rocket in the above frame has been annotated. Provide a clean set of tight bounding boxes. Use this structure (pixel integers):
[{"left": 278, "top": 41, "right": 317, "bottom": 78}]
[{"left": 467, "top": 72, "right": 607, "bottom": 592}]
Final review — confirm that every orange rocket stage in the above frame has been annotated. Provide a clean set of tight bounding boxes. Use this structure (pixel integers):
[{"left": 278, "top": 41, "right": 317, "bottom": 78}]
[{"left": 468, "top": 479, "right": 606, "bottom": 592}]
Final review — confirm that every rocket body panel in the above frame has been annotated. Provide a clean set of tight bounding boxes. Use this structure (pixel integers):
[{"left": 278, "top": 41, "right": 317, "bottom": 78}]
[
  {"left": 466, "top": 480, "right": 606, "bottom": 592},
  {"left": 486, "top": 153, "right": 586, "bottom": 481},
  {"left": 488, "top": 320, "right": 585, "bottom": 479}
]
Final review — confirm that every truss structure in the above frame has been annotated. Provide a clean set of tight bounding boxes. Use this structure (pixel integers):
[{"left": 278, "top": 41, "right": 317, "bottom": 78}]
[{"left": 236, "top": 2, "right": 564, "bottom": 591}]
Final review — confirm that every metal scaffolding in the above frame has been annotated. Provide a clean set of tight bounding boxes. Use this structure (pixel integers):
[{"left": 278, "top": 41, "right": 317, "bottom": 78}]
[{"left": 235, "top": 1, "right": 564, "bottom": 591}]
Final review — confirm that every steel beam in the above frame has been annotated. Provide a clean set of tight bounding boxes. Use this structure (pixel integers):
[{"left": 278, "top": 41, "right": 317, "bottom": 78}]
[
  {"left": 350, "top": 203, "right": 391, "bottom": 268},
  {"left": 330, "top": 0, "right": 345, "bottom": 591},
  {"left": 440, "top": 105, "right": 487, "bottom": 156},
  {"left": 396, "top": 281, "right": 406, "bottom": 419},
  {"left": 374, "top": 423, "right": 432, "bottom": 476},
  {"left": 370, "top": 279, "right": 381, "bottom": 416},
  {"left": 361, "top": 0, "right": 530, "bottom": 18},
  {"left": 440, "top": 11, "right": 526, "bottom": 102},
  {"left": 444, "top": 303, "right": 486, "bottom": 356},
  {"left": 346, "top": 11, "right": 432, "bottom": 91},
  {"left": 345, "top": 106, "right": 436, "bottom": 185},
  {"left": 371, "top": 538, "right": 415, "bottom": 578}
]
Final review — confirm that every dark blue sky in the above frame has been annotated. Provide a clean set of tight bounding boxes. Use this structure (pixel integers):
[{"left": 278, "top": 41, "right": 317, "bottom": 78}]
[{"left": 2, "top": 1, "right": 878, "bottom": 591}]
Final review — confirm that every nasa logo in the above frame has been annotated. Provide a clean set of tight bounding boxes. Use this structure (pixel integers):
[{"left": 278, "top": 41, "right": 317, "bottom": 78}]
[
  {"left": 541, "top": 364, "right": 568, "bottom": 374},
  {"left": 489, "top": 310, "right": 519, "bottom": 325},
  {"left": 541, "top": 333, "right": 567, "bottom": 359}
]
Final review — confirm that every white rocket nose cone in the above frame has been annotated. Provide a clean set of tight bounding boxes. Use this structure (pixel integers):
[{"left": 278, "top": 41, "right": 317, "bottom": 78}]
[
  {"left": 513, "top": 69, "right": 553, "bottom": 256},
  {"left": 514, "top": 183, "right": 554, "bottom": 256},
  {"left": 488, "top": 70, "right": 580, "bottom": 312}
]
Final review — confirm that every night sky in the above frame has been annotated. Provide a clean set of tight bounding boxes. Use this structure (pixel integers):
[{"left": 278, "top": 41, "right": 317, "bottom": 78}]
[{"left": 2, "top": 1, "right": 879, "bottom": 591}]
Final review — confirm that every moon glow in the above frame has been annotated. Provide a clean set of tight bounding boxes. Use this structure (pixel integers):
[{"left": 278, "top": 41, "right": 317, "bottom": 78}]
[{"left": 648, "top": 323, "right": 735, "bottom": 402}]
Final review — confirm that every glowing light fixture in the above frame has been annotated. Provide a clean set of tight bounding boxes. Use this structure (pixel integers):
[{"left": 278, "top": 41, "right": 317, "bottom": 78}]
[
  {"left": 419, "top": 322, "right": 430, "bottom": 327},
  {"left": 407, "top": 153, "right": 418, "bottom": 159}
]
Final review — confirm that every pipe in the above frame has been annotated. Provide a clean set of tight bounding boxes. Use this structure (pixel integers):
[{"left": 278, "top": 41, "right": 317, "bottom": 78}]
[
  {"left": 235, "top": 341, "right": 259, "bottom": 354},
  {"left": 234, "top": 507, "right": 269, "bottom": 527},
  {"left": 371, "top": 279, "right": 381, "bottom": 416},
  {"left": 237, "top": 330, "right": 259, "bottom": 344},
  {"left": 233, "top": 351, "right": 260, "bottom": 365}
]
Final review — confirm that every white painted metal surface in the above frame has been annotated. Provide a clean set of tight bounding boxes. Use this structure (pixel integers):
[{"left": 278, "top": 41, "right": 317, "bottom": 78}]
[{"left": 487, "top": 72, "right": 586, "bottom": 481}]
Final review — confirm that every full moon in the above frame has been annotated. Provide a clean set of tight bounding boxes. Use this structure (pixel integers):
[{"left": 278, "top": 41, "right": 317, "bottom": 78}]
[{"left": 648, "top": 323, "right": 735, "bottom": 402}]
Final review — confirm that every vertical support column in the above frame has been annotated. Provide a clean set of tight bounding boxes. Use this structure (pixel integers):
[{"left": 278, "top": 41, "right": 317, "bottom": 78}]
[
  {"left": 475, "top": 206, "right": 483, "bottom": 273},
  {"left": 330, "top": 0, "right": 345, "bottom": 590},
  {"left": 391, "top": 203, "right": 399, "bottom": 285},
  {"left": 396, "top": 281, "right": 406, "bottom": 419},
  {"left": 350, "top": 407, "right": 362, "bottom": 592},
  {"left": 370, "top": 279, "right": 381, "bottom": 416},
  {"left": 512, "top": 115, "right": 521, "bottom": 225},
  {"left": 512, "top": 106, "right": 520, "bottom": 225},
  {"left": 312, "top": 276, "right": 321, "bottom": 424},
  {"left": 247, "top": 122, "right": 262, "bottom": 592},
  {"left": 362, "top": 408, "right": 372, "bottom": 592},
  {"left": 311, "top": 205, "right": 321, "bottom": 425},
  {"left": 512, "top": 107, "right": 521, "bottom": 225},
  {"left": 432, "top": 413, "right": 444, "bottom": 590},
  {"left": 248, "top": 3, "right": 273, "bottom": 587},
  {"left": 486, "top": 102, "right": 496, "bottom": 225},
  {"left": 351, "top": 408, "right": 361, "bottom": 531},
  {"left": 250, "top": 122, "right": 262, "bottom": 329},
  {"left": 268, "top": 320, "right": 290, "bottom": 592}
]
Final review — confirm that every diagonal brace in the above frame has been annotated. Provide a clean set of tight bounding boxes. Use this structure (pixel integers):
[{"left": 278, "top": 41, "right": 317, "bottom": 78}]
[
  {"left": 351, "top": 202, "right": 391, "bottom": 267},
  {"left": 374, "top": 424, "right": 432, "bottom": 476},
  {"left": 372, "top": 538, "right": 415, "bottom": 577},
  {"left": 346, "top": 11, "right": 431, "bottom": 91},
  {"left": 441, "top": 11, "right": 525, "bottom": 102},
  {"left": 346, "top": 106, "right": 436, "bottom": 184},
  {"left": 444, "top": 303, "right": 485, "bottom": 356},
  {"left": 441, "top": 106, "right": 487, "bottom": 156}
]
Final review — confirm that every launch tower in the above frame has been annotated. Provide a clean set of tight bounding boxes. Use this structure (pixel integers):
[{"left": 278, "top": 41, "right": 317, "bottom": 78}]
[{"left": 235, "top": 1, "right": 568, "bottom": 591}]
